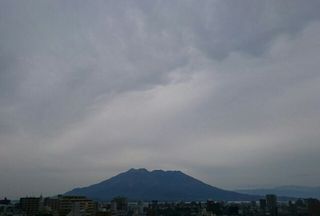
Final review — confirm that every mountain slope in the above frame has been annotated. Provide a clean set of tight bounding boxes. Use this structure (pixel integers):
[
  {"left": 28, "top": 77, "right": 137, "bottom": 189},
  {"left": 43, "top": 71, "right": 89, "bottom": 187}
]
[
  {"left": 237, "top": 186, "right": 320, "bottom": 199},
  {"left": 65, "top": 168, "right": 259, "bottom": 201}
]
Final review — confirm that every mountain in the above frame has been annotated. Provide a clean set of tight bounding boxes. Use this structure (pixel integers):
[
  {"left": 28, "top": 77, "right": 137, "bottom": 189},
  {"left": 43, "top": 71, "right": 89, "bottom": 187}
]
[
  {"left": 65, "top": 168, "right": 260, "bottom": 201},
  {"left": 237, "top": 186, "right": 320, "bottom": 199}
]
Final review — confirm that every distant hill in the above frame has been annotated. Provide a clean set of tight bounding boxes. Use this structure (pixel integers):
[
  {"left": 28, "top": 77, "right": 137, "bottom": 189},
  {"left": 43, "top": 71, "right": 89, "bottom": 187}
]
[
  {"left": 237, "top": 186, "right": 320, "bottom": 199},
  {"left": 65, "top": 168, "right": 260, "bottom": 201}
]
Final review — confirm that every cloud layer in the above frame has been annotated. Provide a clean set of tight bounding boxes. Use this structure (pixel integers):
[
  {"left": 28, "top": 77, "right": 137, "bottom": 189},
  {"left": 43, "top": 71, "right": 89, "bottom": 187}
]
[{"left": 1, "top": 0, "right": 320, "bottom": 198}]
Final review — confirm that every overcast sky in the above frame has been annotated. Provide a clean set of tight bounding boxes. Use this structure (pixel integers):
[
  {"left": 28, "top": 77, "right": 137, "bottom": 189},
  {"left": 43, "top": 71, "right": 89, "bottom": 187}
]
[{"left": 1, "top": 0, "right": 320, "bottom": 198}]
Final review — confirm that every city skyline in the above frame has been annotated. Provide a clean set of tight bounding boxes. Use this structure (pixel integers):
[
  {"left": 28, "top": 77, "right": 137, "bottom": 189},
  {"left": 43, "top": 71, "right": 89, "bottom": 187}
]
[{"left": 1, "top": 0, "right": 320, "bottom": 198}]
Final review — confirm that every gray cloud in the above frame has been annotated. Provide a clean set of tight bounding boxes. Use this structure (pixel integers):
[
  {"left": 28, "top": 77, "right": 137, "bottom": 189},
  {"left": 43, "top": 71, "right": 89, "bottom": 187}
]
[{"left": 1, "top": 0, "right": 320, "bottom": 198}]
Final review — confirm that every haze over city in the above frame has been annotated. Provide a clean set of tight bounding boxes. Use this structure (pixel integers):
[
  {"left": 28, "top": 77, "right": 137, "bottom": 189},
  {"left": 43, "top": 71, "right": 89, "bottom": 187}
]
[{"left": 1, "top": 0, "right": 320, "bottom": 199}]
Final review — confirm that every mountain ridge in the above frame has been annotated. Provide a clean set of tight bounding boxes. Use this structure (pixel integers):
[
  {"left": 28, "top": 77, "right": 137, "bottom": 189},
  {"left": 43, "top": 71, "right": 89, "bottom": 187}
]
[
  {"left": 237, "top": 185, "right": 320, "bottom": 199},
  {"left": 65, "top": 168, "right": 260, "bottom": 201}
]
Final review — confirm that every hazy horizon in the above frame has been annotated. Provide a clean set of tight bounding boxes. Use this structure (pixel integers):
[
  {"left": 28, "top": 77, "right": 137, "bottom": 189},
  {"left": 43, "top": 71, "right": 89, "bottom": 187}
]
[
  {"left": 3, "top": 167, "right": 320, "bottom": 200},
  {"left": 1, "top": 0, "right": 320, "bottom": 198}
]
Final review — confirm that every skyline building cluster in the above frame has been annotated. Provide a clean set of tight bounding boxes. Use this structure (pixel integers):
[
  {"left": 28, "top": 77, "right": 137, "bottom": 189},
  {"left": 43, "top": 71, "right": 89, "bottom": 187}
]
[{"left": 1, "top": 194, "right": 320, "bottom": 216}]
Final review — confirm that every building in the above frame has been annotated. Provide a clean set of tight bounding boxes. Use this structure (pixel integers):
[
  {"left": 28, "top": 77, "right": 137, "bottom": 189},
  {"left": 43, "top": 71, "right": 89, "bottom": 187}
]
[
  {"left": 259, "top": 199, "right": 266, "bottom": 211},
  {"left": 43, "top": 197, "right": 60, "bottom": 215},
  {"left": 306, "top": 198, "right": 320, "bottom": 216},
  {"left": 58, "top": 195, "right": 97, "bottom": 216},
  {"left": 0, "top": 198, "right": 10, "bottom": 205},
  {"left": 111, "top": 197, "right": 128, "bottom": 216},
  {"left": 20, "top": 197, "right": 41, "bottom": 216},
  {"left": 266, "top": 194, "right": 278, "bottom": 216}
]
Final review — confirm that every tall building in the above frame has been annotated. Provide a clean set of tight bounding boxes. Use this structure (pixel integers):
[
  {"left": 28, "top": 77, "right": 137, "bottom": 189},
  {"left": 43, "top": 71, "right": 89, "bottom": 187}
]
[
  {"left": 20, "top": 197, "right": 40, "bottom": 216},
  {"left": 266, "top": 194, "right": 278, "bottom": 216},
  {"left": 259, "top": 199, "right": 266, "bottom": 211},
  {"left": 44, "top": 197, "right": 60, "bottom": 213},
  {"left": 306, "top": 198, "right": 320, "bottom": 216},
  {"left": 111, "top": 197, "right": 128, "bottom": 216}
]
